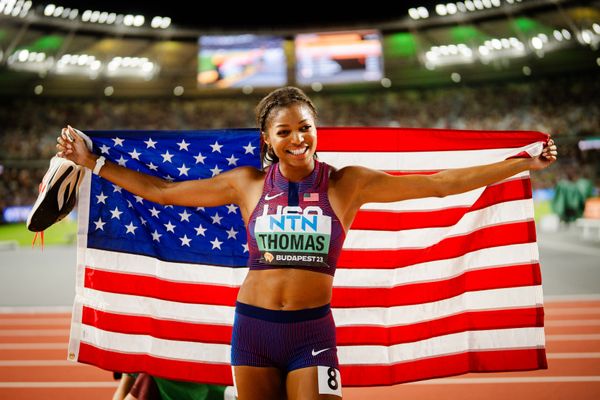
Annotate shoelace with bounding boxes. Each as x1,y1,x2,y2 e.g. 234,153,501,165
31,181,46,250
32,230,45,250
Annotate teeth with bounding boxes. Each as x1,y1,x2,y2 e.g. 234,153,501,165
289,147,307,155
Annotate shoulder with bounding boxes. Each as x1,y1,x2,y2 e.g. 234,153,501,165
329,164,377,185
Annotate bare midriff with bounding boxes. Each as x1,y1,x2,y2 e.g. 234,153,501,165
237,268,333,310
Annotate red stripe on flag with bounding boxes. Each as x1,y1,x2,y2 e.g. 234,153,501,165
332,264,542,307
340,348,548,387
351,178,532,231
336,307,545,346
338,221,537,268
317,127,548,152
77,342,233,386
81,306,232,344
84,268,240,305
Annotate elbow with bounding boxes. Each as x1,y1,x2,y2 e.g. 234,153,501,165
432,174,454,198
151,180,172,206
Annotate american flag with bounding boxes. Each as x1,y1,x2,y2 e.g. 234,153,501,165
68,128,548,386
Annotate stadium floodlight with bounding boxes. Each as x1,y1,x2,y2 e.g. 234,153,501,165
7,50,53,73
44,4,55,16
106,56,158,79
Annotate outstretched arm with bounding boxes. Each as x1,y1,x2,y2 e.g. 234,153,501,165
56,125,259,208
348,139,557,206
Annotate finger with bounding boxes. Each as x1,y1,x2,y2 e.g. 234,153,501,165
67,125,80,142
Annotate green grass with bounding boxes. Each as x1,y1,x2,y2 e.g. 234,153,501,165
0,218,78,246
534,200,552,223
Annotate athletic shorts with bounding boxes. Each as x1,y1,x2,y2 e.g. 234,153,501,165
230,301,339,372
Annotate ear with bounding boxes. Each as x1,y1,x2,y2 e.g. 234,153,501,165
261,132,270,147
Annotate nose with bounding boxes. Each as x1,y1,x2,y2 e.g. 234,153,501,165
290,131,304,145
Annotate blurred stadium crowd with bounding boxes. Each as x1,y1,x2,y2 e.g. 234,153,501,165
1,72,598,218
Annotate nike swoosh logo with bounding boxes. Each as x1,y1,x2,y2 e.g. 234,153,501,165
312,348,330,356
264,192,284,201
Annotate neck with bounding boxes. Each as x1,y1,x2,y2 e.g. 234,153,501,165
278,158,315,182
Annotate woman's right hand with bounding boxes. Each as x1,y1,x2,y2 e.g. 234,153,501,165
56,125,96,169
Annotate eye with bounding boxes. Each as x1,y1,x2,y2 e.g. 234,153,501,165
300,125,311,131
277,130,290,136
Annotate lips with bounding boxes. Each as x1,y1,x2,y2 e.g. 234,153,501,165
286,146,309,156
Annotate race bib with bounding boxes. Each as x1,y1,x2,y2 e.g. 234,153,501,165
254,205,331,268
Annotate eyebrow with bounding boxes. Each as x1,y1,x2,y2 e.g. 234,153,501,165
275,119,308,128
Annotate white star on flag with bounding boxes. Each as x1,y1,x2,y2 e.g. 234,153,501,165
179,210,191,222
151,230,162,242
210,165,223,176
210,141,223,153
243,142,256,154
149,207,160,218
112,137,124,147
128,149,141,160
177,140,190,151
161,150,174,163
194,152,206,164
96,192,108,204
226,227,238,240
110,207,123,219
194,224,207,236
99,144,111,154
144,138,157,149
177,164,190,176
210,237,223,250
112,184,122,193
242,243,249,253
211,212,223,225
116,156,128,166
125,222,137,234
226,204,238,214
179,235,192,247
134,195,144,204
147,162,158,171
94,218,105,231
164,221,176,233
226,154,239,166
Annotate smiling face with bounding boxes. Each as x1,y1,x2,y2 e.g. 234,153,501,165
263,103,317,170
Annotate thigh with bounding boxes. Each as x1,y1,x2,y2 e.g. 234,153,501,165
286,366,342,400
233,365,285,400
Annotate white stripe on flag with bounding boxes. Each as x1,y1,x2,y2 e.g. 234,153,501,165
86,248,249,286
334,242,539,287
345,199,533,249
319,143,542,170
333,286,544,327
81,324,231,364
338,327,546,365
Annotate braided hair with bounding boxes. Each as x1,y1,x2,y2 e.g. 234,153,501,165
255,86,318,168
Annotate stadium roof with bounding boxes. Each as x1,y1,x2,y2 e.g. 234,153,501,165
0,0,598,97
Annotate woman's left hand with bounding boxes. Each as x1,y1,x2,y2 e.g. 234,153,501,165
529,138,558,171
